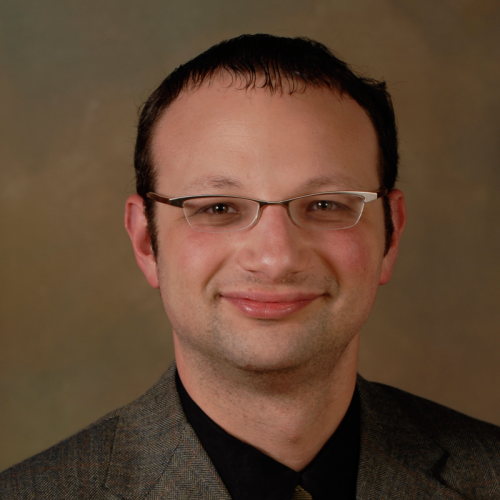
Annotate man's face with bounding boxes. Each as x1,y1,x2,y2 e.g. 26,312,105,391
143,80,401,375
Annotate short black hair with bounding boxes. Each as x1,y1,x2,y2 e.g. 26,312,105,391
134,34,399,256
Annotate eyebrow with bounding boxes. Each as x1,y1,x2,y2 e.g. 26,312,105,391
184,176,244,192
183,174,356,194
299,175,357,191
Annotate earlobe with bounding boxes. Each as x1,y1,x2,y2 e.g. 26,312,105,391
379,189,407,285
124,194,160,289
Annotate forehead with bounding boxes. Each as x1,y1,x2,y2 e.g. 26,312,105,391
151,79,379,197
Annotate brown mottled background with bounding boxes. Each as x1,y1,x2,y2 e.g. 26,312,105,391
1,0,500,471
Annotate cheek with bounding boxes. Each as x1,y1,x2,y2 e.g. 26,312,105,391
159,227,232,292
315,227,384,284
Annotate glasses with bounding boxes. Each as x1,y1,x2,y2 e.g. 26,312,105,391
147,189,388,233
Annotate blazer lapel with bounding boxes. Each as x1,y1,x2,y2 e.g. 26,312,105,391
356,376,466,500
104,363,231,500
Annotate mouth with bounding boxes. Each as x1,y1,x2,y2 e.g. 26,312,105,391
219,291,323,320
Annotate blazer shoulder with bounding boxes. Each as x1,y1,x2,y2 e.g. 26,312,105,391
369,380,500,439
0,364,180,500
360,377,500,470
0,414,119,500
357,377,500,497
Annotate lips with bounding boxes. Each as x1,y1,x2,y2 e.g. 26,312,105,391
220,291,322,320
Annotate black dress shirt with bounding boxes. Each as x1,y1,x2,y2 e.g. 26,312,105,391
176,372,360,500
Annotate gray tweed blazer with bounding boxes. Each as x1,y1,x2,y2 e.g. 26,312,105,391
1,363,499,499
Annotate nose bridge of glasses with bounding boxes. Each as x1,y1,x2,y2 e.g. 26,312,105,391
256,200,295,223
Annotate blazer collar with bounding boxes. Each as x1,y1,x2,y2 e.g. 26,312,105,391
356,375,466,499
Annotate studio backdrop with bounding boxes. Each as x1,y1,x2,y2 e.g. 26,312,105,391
1,0,499,471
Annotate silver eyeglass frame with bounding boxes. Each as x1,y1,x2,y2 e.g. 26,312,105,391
146,189,389,232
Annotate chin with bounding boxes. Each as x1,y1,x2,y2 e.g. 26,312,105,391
235,357,304,375
220,341,320,376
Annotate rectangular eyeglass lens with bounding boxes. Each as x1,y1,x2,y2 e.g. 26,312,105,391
293,193,364,228
183,197,255,230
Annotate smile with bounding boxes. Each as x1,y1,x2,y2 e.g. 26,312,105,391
220,291,323,320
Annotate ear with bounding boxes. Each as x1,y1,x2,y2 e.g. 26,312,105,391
379,189,407,285
124,194,159,289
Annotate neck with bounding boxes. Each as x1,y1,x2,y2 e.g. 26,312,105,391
174,334,359,471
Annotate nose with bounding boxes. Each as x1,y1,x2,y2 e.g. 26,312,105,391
236,204,310,282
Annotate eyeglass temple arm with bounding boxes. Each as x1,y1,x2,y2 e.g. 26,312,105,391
376,188,390,198
147,192,184,207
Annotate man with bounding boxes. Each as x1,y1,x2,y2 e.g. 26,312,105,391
1,34,499,499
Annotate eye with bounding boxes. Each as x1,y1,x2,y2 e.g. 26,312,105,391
203,203,239,215
308,200,343,211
